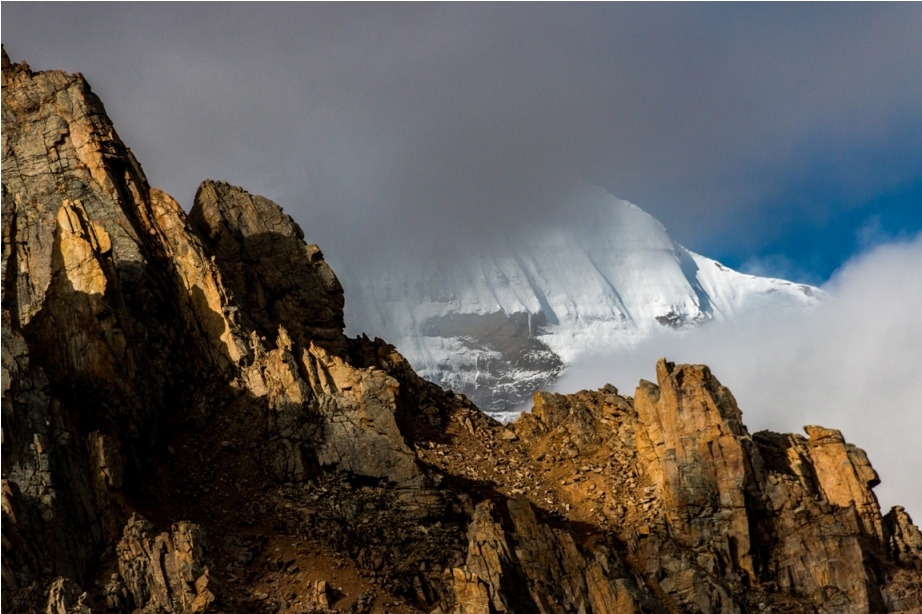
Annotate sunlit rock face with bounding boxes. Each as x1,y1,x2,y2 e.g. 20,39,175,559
2,47,440,612
343,186,823,415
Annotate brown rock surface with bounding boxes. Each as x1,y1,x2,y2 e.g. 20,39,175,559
634,360,760,589
188,180,345,354
3,48,921,614
114,514,214,614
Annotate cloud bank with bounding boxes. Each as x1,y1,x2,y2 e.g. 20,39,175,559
3,4,922,274
552,234,922,518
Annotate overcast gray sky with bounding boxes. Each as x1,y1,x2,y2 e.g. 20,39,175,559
4,3,922,275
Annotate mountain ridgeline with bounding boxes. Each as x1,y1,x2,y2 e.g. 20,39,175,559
3,48,921,614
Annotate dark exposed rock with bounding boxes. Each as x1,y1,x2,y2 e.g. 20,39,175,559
419,311,564,413
3,47,921,614
188,180,345,354
45,577,91,614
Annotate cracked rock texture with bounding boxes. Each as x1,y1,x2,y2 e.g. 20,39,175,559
3,48,921,614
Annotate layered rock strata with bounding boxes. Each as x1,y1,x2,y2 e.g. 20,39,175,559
3,48,921,614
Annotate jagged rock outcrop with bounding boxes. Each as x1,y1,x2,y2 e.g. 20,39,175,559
494,361,922,613
188,180,345,354
2,44,174,597
634,360,761,592
3,48,921,614
1,46,435,613
45,577,92,614
449,497,658,614
112,515,214,614
886,507,922,570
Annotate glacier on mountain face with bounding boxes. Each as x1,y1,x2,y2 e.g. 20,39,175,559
340,186,824,414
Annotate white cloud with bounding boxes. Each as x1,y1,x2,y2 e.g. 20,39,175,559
553,233,922,519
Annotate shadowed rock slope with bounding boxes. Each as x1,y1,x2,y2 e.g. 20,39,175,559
3,48,921,614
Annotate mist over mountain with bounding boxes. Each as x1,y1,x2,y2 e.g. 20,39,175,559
4,3,922,283
341,186,823,414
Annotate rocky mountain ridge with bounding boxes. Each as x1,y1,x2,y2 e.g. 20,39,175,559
3,48,921,614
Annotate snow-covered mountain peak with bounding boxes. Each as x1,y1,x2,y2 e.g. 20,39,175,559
341,186,824,414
